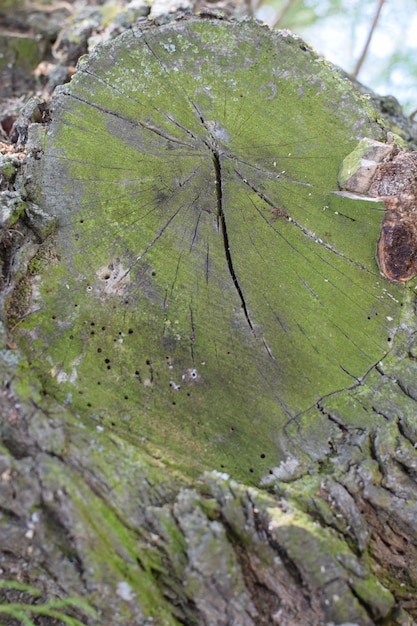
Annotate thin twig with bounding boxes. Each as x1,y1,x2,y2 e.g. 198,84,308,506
270,0,300,29
352,0,386,79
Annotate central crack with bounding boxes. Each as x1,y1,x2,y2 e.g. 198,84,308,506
212,150,255,334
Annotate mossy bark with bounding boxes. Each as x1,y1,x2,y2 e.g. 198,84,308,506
2,14,417,626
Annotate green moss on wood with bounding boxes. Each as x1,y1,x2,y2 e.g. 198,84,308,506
13,18,407,485
5,275,31,327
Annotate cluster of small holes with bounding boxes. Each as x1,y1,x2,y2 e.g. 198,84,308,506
218,450,269,478
365,310,393,343
50,183,365,484
53,303,270,480
55,313,144,410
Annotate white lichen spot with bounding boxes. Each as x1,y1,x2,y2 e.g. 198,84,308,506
181,368,201,384
261,457,300,485
52,366,78,384
116,581,135,601
212,469,230,481
96,260,131,296
382,289,399,303
163,43,176,53
206,120,230,143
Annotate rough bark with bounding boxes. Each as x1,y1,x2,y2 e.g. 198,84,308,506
2,9,417,626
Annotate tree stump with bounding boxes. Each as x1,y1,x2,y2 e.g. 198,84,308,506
2,15,417,626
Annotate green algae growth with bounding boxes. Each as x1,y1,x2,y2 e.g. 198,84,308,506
13,18,405,483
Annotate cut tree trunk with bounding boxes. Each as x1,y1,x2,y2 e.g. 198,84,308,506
1,14,417,626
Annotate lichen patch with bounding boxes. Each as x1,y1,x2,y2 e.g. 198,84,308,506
96,259,131,296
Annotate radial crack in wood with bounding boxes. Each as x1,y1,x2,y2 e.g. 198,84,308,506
11,17,406,486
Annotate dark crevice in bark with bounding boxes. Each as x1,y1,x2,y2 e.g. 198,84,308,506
0,505,21,521
233,541,284,626
392,456,417,482
149,564,200,626
190,97,257,336
396,377,417,403
396,415,417,446
245,492,310,598
36,496,86,582
219,508,315,625
212,150,255,334
371,405,391,420
316,401,350,436
347,578,392,624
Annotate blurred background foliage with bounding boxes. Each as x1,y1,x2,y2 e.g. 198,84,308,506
253,0,417,115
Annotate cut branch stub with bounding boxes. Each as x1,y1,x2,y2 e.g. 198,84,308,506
338,136,417,282
18,17,404,481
